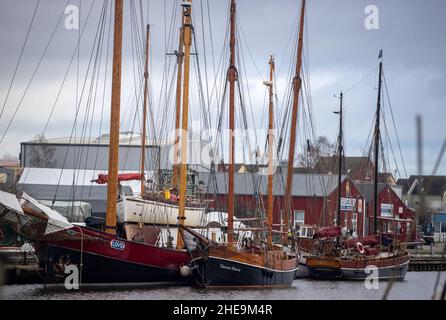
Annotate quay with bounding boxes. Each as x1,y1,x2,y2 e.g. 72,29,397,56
408,243,446,271
2,263,43,284
409,254,446,271
0,245,42,285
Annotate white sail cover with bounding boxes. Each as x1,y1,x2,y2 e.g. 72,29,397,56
38,200,92,223
0,190,23,213
0,190,32,232
20,192,72,235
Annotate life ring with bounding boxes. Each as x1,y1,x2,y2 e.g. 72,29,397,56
356,242,365,254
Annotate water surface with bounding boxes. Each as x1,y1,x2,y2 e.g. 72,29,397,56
1,272,444,300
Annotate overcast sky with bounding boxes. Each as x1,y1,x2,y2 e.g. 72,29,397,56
0,0,445,178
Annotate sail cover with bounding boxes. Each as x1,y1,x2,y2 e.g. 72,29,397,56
343,235,379,248
313,226,342,239
93,173,144,184
20,192,72,235
0,190,32,233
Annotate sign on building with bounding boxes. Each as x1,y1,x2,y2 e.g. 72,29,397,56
381,203,393,217
358,199,363,213
341,198,356,211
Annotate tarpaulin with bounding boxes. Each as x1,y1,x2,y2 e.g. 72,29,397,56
93,173,144,184
343,235,379,248
313,226,342,239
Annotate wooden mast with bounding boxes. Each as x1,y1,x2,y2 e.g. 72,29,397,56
172,14,185,188
140,24,150,196
336,92,343,226
284,0,305,242
227,0,237,244
373,59,383,234
265,55,275,248
105,0,123,235
177,0,193,249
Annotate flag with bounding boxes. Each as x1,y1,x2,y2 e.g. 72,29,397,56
378,49,383,58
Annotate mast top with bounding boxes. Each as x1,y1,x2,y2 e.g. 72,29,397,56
182,1,192,8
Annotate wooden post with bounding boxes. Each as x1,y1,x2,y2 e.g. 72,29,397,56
105,0,124,235
284,0,305,243
177,0,193,249
140,24,150,196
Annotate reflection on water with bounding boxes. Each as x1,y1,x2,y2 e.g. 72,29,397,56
1,272,445,300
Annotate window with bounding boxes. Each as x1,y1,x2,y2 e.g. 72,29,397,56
294,210,305,226
351,213,357,236
307,227,314,238
297,226,314,239
279,210,290,232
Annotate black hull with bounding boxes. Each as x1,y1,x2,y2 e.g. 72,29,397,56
340,261,409,281
38,245,190,285
194,256,297,288
307,260,409,281
307,265,344,280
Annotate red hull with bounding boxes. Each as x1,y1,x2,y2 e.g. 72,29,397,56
37,226,191,284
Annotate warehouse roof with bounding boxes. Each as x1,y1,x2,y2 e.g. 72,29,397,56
197,172,345,197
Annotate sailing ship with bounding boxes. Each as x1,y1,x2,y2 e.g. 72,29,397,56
304,54,410,281
181,0,301,288
0,0,201,285
112,1,210,240
103,2,208,233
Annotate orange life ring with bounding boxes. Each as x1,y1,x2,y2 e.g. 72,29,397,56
356,241,365,254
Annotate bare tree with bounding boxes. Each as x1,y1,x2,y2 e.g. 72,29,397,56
28,134,56,167
297,136,335,168
1,154,19,161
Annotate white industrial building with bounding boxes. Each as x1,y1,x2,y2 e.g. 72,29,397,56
17,132,211,218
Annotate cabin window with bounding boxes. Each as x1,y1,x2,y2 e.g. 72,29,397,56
294,210,305,226
307,227,314,238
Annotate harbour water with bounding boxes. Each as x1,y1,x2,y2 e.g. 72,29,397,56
1,272,445,300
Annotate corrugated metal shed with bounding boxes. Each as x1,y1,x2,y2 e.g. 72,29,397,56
18,168,139,218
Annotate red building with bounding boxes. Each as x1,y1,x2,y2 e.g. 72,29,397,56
366,185,416,242
326,177,366,237
203,173,365,237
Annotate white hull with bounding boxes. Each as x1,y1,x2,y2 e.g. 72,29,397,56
117,195,207,228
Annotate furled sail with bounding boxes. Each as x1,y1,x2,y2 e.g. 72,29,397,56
92,173,144,184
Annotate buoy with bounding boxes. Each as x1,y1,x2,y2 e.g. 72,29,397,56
180,265,191,277
356,242,365,254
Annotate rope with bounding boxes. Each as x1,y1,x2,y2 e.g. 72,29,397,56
0,0,40,121
0,0,71,146
382,71,408,178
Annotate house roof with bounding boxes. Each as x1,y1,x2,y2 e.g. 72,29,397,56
397,178,410,193
312,156,395,184
355,181,403,203
403,175,446,196
197,172,345,197
220,164,313,174
313,156,374,177
23,133,172,147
